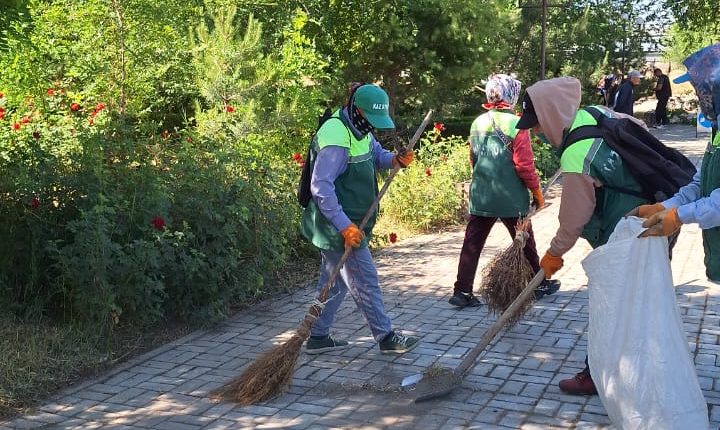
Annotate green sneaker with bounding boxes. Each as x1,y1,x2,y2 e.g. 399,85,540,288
305,335,349,355
379,331,419,355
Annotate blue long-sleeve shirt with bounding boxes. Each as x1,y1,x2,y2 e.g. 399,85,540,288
663,169,720,229
310,107,394,232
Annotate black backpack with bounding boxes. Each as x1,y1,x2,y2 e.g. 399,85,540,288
563,106,697,202
297,107,334,208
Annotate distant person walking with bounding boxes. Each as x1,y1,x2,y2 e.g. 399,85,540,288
654,68,672,128
613,70,642,116
601,74,619,107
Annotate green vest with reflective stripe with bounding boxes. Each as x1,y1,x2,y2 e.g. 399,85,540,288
701,131,720,280
560,108,650,248
468,110,531,217
300,111,377,251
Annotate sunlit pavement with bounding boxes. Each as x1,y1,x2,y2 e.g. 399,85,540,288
3,125,717,429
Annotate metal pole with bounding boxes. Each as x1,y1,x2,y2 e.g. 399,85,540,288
540,0,547,80
621,24,626,74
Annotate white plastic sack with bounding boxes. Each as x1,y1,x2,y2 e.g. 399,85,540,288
582,217,709,430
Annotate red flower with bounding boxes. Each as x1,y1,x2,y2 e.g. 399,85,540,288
389,232,397,243
0,108,4,120
225,105,235,113
21,116,30,124
433,122,445,132
425,168,432,177
0,92,4,98
291,152,305,167
70,103,80,111
47,89,55,96
11,123,20,130
30,197,40,209
151,216,165,230
95,102,106,111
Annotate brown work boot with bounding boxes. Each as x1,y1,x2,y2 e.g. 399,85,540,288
559,371,598,395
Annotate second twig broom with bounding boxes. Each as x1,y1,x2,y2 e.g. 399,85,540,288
211,110,434,405
479,169,562,324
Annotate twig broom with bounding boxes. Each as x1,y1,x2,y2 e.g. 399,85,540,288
479,168,562,323
211,110,434,405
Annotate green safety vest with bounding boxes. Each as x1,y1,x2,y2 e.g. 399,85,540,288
560,107,650,248
701,131,720,281
468,110,531,218
300,111,377,251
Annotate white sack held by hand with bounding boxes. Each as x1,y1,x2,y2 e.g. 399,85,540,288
582,217,709,430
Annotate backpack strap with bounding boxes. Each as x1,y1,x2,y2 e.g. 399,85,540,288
562,107,606,151
490,115,513,151
562,107,656,201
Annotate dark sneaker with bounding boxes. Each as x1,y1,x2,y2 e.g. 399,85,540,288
305,335,349,355
559,370,597,395
448,291,481,308
535,279,561,300
379,331,419,355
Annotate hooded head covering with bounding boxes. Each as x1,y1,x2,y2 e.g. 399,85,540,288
673,43,720,123
518,77,582,147
482,74,522,110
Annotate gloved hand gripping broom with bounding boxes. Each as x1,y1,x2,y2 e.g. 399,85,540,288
211,110,434,405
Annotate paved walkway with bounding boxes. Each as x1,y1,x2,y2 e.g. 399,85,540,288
3,125,718,429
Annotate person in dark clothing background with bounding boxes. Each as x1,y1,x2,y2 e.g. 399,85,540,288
613,70,642,115
654,68,672,128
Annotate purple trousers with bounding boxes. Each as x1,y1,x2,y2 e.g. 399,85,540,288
454,215,541,294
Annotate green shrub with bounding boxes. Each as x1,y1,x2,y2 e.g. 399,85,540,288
532,138,561,183
378,126,470,233
0,82,307,331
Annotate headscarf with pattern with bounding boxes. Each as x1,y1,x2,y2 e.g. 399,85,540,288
483,74,522,110
676,43,720,123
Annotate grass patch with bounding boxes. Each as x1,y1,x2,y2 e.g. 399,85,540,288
0,315,193,418
0,249,319,420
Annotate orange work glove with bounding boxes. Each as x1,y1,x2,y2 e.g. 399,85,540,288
540,251,564,279
531,187,545,210
340,223,364,248
639,207,682,237
625,202,666,219
392,149,415,168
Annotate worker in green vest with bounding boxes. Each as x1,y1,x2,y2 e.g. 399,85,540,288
301,83,419,355
516,77,652,395
630,43,720,281
450,73,560,309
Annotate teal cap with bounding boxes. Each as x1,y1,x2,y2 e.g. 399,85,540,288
353,85,395,130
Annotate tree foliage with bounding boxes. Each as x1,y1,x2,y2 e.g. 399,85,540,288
0,0,703,330
664,0,720,61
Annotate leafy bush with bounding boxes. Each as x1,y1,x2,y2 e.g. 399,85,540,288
531,138,561,183
374,123,560,244
378,126,470,234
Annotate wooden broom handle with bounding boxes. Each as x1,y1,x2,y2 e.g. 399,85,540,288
454,269,546,378
314,110,434,305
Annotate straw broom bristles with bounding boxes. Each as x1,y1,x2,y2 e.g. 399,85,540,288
479,217,535,326
211,310,318,405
